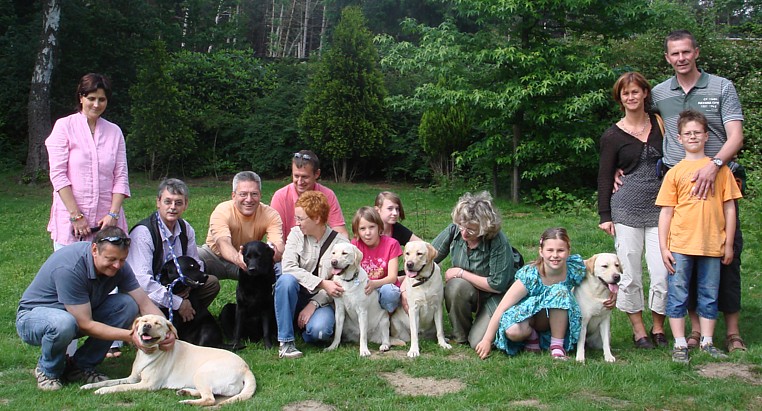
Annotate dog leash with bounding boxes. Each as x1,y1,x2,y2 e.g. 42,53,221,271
156,212,190,323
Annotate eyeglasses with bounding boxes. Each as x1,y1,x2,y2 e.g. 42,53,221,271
295,215,310,223
294,153,313,161
680,131,706,138
236,191,260,199
97,236,131,246
458,225,478,236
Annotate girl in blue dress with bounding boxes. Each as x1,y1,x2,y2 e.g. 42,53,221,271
475,228,585,360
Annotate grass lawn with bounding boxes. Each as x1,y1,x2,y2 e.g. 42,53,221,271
1,173,760,410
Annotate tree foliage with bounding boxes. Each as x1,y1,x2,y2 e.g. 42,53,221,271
299,6,389,182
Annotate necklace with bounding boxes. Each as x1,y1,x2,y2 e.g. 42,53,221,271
619,114,649,137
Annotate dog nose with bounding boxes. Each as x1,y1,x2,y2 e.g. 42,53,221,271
613,274,621,283
331,259,338,267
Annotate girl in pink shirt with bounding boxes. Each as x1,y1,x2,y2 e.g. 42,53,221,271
350,207,402,313
46,73,130,249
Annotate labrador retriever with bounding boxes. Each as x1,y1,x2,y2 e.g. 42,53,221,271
159,256,225,348
401,241,452,358
219,241,277,349
574,253,621,363
81,314,256,406
324,242,392,357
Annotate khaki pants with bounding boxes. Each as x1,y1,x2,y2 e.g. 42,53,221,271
444,278,492,348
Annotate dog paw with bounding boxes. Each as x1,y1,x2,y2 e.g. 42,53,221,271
407,349,420,358
324,344,338,352
439,342,452,350
575,356,585,363
80,383,93,390
604,355,616,363
360,349,371,357
176,389,191,396
94,387,110,395
379,344,390,352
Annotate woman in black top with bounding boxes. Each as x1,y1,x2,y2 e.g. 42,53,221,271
597,72,668,349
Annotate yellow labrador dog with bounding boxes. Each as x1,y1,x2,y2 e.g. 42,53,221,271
401,241,452,358
81,315,256,406
324,242,392,357
574,253,621,363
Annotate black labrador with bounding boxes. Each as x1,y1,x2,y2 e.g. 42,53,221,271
219,241,277,349
158,256,226,348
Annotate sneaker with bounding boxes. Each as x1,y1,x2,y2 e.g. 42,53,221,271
34,367,62,391
672,346,690,363
278,341,303,359
701,343,729,359
64,366,109,384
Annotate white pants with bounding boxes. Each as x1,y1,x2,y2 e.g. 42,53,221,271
613,224,667,315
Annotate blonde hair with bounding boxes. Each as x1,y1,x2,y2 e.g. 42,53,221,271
532,227,571,277
451,191,502,240
351,206,384,239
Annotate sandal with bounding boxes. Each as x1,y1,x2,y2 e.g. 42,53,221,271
523,337,541,354
686,331,701,350
549,345,568,361
726,334,747,353
105,347,122,359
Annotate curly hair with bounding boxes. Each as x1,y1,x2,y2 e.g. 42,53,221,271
451,191,502,240
295,191,330,224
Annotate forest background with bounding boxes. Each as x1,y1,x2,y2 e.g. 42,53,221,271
1,0,761,206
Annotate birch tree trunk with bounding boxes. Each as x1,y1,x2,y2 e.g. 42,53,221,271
24,0,60,181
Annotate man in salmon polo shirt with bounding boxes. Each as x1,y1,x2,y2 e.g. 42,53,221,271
270,150,348,239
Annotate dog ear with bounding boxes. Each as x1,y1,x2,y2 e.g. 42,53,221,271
426,242,437,262
353,244,363,267
584,254,598,274
130,316,142,336
164,317,179,338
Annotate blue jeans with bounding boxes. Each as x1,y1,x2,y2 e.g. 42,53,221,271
378,283,401,313
16,293,138,377
666,253,721,320
274,273,334,344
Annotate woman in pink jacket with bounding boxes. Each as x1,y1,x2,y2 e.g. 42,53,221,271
46,73,130,250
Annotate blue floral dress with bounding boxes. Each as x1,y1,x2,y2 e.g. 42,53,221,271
493,255,585,355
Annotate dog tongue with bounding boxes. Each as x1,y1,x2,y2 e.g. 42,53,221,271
141,334,153,341
405,269,417,278
332,267,343,276
608,283,619,294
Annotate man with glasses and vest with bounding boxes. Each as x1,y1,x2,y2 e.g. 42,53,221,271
270,150,349,239
199,171,284,280
16,227,171,391
127,178,220,327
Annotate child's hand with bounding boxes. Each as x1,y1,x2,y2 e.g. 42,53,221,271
364,280,378,296
661,249,675,274
475,339,492,359
722,245,734,265
603,291,617,309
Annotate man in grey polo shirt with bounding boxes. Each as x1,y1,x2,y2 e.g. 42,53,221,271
16,227,168,391
652,29,746,352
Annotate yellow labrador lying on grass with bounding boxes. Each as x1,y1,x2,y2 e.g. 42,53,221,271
324,243,402,357
81,315,256,406
574,253,621,363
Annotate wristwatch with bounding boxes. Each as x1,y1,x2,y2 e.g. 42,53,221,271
711,157,723,168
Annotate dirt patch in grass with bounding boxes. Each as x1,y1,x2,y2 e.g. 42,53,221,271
696,363,761,384
282,400,336,411
369,349,470,361
509,399,547,409
381,370,465,396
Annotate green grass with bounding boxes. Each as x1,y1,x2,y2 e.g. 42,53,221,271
1,172,760,410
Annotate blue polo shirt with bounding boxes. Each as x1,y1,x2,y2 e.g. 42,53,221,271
18,242,140,311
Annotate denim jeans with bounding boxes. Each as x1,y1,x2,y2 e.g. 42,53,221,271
666,253,720,320
274,273,334,344
16,293,138,377
378,283,401,313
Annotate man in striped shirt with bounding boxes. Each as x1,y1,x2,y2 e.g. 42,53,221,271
652,29,746,353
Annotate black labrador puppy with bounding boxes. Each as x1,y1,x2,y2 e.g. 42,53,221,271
158,256,226,348
219,241,277,349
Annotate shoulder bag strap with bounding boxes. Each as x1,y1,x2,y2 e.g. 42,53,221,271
312,230,338,277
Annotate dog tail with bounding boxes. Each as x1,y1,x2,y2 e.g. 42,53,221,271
218,367,256,405
389,338,407,347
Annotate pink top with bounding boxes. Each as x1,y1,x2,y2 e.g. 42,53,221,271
46,112,130,245
351,235,402,284
270,182,346,240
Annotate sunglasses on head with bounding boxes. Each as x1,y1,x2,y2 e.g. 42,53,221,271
293,152,312,161
97,236,131,247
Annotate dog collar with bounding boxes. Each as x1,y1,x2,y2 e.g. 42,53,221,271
411,274,431,287
344,270,359,283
